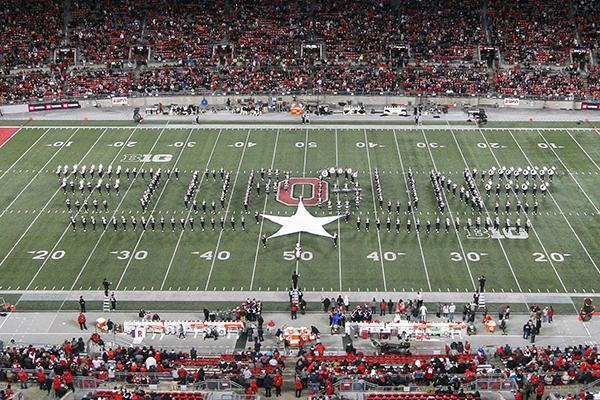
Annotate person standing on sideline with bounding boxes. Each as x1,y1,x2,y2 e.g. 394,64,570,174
102,278,111,296
478,275,486,292
379,299,387,316
291,271,300,289
110,293,117,311
79,296,86,313
78,312,87,330
290,303,298,320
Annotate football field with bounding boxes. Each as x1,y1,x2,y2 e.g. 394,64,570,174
0,124,599,297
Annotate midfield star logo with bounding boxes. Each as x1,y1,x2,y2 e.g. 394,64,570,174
261,199,342,239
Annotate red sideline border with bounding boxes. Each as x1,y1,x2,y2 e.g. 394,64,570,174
0,127,22,148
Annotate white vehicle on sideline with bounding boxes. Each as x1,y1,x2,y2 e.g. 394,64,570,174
383,105,408,116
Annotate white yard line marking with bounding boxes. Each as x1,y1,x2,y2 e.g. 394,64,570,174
160,129,223,290
509,129,600,278
39,127,163,295
536,129,600,214
0,128,51,182
22,128,138,291
363,129,388,291
249,130,280,290
447,129,522,292
0,128,80,220
294,129,309,277
204,129,252,290
392,129,432,291
565,129,600,172
115,128,195,289
478,129,569,291
334,129,343,291
421,129,476,289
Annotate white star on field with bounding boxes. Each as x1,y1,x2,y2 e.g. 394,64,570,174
261,199,342,239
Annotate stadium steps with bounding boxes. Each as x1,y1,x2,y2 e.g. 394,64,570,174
581,73,592,98
102,296,110,312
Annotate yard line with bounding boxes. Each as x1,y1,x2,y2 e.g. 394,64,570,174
0,128,51,182
115,128,195,289
565,129,600,173
294,128,309,277
160,129,223,290
363,129,387,291
508,129,600,278
0,128,80,220
204,129,252,290
477,129,570,291
32,126,165,293
392,129,432,291
446,129,522,292
334,129,343,291
249,129,280,291
420,129,476,290
22,128,139,290
537,129,600,214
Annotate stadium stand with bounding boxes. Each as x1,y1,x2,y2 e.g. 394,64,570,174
0,0,599,102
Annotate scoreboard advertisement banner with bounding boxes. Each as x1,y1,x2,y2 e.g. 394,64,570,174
28,102,81,112
581,102,600,111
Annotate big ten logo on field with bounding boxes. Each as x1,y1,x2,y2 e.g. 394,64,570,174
121,154,173,163
277,177,329,206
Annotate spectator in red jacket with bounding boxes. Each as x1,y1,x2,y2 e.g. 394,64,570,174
36,369,46,390
536,383,545,400
63,371,74,391
249,379,258,395
274,373,283,397
17,369,29,389
52,375,62,395
295,376,303,397
379,300,387,316
78,312,87,330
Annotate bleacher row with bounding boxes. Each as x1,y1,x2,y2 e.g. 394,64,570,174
1,0,600,103
91,390,205,400
3,0,599,68
366,394,478,400
3,65,600,102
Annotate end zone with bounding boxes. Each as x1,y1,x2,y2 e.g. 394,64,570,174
0,127,22,148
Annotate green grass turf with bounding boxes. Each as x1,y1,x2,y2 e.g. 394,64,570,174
0,125,599,297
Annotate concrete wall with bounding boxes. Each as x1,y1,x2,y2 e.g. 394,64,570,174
78,95,582,111
80,95,581,110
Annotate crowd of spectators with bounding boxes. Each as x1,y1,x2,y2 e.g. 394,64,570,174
144,1,225,64
397,0,484,64
294,345,483,394
2,0,600,102
495,344,600,385
494,67,585,98
69,0,144,65
0,0,64,69
488,0,575,65
0,338,286,396
588,67,600,100
574,1,600,61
